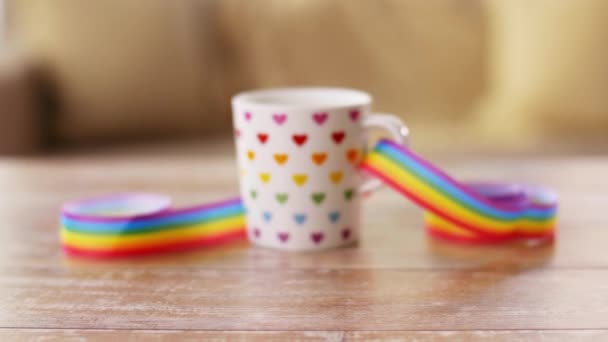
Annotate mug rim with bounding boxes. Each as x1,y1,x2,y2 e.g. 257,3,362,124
232,87,372,110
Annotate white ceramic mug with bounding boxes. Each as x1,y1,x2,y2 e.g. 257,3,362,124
232,87,408,251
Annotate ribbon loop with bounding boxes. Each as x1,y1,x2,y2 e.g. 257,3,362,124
361,139,557,244
61,194,246,258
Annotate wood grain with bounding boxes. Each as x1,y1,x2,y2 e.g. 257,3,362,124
3,266,608,330
2,329,608,342
0,140,606,339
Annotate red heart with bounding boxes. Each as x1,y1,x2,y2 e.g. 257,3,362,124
257,133,269,144
341,227,351,240
311,232,324,244
253,228,261,238
349,110,360,122
292,134,308,146
331,131,345,144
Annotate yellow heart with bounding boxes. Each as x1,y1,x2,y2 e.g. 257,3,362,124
292,174,308,186
274,153,288,165
247,150,255,161
330,171,343,184
260,173,271,184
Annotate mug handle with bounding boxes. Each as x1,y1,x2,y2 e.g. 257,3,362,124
359,113,409,195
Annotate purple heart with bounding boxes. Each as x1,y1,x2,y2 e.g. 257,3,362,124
311,232,324,244
312,112,328,125
244,112,252,121
341,228,351,240
253,227,261,238
277,232,289,243
349,110,360,122
272,113,287,125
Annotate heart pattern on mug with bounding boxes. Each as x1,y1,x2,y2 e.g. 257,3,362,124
344,188,355,201
260,173,271,184
341,227,351,240
312,112,328,125
346,149,359,163
311,232,324,244
236,109,365,249
293,174,308,186
292,134,308,147
277,232,290,243
257,133,269,144
274,153,288,165
272,113,287,125
294,213,307,225
332,131,345,144
328,211,341,224
263,211,272,222
329,171,343,184
311,192,326,205
311,152,327,166
275,193,288,204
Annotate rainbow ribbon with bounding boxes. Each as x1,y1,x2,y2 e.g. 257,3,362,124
361,139,557,244
60,139,557,258
60,194,246,258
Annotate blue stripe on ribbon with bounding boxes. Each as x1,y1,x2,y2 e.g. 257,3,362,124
376,142,554,221
62,202,245,234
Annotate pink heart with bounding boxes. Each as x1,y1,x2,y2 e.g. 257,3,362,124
311,232,324,244
349,110,360,122
253,228,261,238
312,112,328,126
244,112,252,121
272,113,287,125
277,232,289,243
341,227,351,240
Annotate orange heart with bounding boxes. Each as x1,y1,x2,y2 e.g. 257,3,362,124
292,174,308,186
247,150,255,161
346,149,359,164
311,152,327,166
274,153,288,165
329,171,343,184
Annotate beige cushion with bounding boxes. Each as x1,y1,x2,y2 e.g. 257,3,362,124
10,0,485,144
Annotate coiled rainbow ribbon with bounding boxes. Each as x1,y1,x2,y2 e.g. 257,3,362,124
60,139,557,258
360,139,557,244
61,194,246,258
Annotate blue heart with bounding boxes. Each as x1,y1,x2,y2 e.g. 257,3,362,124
329,211,340,224
293,213,307,225
263,211,272,222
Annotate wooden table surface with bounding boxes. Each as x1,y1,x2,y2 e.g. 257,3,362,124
0,140,606,341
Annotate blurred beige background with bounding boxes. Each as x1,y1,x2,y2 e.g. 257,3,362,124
1,0,607,153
